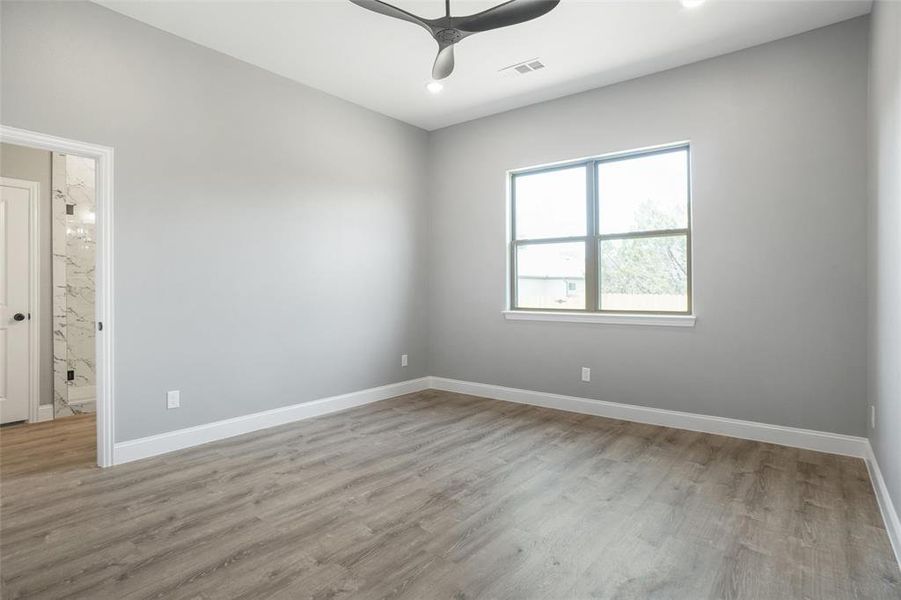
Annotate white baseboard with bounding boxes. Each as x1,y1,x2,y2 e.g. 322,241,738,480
426,377,870,458
866,443,901,570
113,377,430,465
113,374,869,462
35,404,55,422
67,399,95,407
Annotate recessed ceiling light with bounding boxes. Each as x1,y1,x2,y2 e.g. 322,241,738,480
426,81,444,94
680,0,705,8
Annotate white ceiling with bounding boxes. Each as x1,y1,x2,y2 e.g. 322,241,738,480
97,0,871,130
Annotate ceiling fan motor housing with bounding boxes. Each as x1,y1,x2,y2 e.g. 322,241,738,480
436,28,464,44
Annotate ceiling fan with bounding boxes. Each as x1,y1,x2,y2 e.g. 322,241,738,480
348,0,561,80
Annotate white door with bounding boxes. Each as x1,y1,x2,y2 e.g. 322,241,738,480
0,179,33,424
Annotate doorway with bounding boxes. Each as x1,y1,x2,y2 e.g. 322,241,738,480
1,145,98,470
0,126,114,467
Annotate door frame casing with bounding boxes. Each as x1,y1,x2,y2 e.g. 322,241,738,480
0,176,41,425
0,125,115,468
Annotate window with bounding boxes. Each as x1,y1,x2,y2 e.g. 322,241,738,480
510,145,691,315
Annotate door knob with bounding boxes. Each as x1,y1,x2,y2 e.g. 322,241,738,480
13,313,25,322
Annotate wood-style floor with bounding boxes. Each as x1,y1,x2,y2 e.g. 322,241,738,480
1,391,898,600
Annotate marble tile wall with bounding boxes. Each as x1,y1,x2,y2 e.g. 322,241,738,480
51,153,96,416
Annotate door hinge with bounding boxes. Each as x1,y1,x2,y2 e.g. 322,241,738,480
98,321,103,331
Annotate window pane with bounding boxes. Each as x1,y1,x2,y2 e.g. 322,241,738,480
598,149,688,235
600,235,688,312
514,166,586,240
516,242,585,309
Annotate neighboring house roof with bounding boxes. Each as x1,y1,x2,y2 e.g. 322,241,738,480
517,248,584,278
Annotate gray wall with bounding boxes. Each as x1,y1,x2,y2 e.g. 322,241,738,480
1,1,430,442
868,1,901,520
0,143,53,408
427,18,870,436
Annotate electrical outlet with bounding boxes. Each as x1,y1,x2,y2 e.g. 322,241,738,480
581,367,591,382
167,390,180,409
401,354,408,367
871,405,876,429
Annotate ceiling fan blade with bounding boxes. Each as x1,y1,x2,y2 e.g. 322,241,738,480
347,0,432,33
432,44,455,80
453,0,560,33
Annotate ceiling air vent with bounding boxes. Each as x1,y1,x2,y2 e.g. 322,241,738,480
499,58,546,77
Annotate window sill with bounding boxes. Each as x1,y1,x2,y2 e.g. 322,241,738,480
502,310,696,327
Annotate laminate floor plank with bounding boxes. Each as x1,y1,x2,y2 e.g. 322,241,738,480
1,390,898,599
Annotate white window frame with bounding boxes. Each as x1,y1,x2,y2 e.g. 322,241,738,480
505,143,695,327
